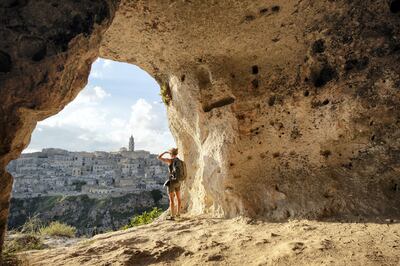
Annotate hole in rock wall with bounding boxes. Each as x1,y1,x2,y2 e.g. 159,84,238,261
312,39,325,54
259,8,269,14
251,79,259,89
6,58,176,236
271,5,280,12
203,97,235,112
390,0,400,13
311,65,337,88
251,65,259,74
0,50,12,72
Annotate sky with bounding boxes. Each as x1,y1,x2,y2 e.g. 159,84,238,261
23,58,175,154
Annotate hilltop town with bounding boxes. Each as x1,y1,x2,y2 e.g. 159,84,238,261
7,136,169,199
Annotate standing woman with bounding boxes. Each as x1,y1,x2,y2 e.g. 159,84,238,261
158,148,182,219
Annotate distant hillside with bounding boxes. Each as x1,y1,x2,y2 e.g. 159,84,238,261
8,191,168,236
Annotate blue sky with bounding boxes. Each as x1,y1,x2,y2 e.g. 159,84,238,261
24,58,175,154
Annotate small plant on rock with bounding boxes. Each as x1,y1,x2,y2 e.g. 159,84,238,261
40,221,76,238
20,215,43,234
160,82,172,106
4,234,46,253
121,207,163,229
2,232,46,265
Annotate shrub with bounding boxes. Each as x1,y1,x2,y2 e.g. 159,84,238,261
2,233,46,265
3,234,46,253
3,233,46,265
20,215,43,234
40,221,76,238
160,82,172,106
121,207,163,230
1,249,22,266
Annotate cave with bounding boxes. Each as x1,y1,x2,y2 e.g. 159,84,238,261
1,0,400,253
5,57,175,236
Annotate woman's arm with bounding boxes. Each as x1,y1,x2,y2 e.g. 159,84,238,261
158,151,172,164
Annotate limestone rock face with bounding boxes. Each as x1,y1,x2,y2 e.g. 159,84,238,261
1,0,400,252
0,0,119,251
101,0,400,218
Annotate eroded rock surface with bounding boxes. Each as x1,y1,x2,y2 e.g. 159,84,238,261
0,0,119,252
1,0,400,253
101,0,400,218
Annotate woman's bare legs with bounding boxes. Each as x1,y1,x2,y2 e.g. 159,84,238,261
175,190,182,216
168,192,176,217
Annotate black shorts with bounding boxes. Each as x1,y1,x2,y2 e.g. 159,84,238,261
167,180,181,194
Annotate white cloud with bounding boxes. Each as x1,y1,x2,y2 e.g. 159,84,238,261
22,148,40,154
102,59,113,68
78,134,90,141
73,86,110,105
129,99,157,130
124,99,175,152
30,97,174,154
24,59,175,154
89,59,114,80
91,70,103,79
94,86,110,99
39,86,110,130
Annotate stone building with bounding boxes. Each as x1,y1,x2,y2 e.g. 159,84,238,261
7,136,169,198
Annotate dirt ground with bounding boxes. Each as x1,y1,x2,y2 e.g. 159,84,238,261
21,215,400,266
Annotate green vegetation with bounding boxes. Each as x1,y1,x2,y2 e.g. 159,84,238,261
40,221,76,238
20,215,43,234
9,193,168,237
2,216,47,265
160,82,172,105
121,207,163,229
1,249,22,266
3,234,46,253
2,234,45,266
2,217,79,264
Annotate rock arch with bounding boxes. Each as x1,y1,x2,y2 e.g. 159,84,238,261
1,0,400,252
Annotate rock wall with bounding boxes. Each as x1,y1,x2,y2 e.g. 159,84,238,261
100,0,400,219
0,0,119,253
1,0,400,253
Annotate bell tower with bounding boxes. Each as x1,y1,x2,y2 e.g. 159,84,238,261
128,135,135,151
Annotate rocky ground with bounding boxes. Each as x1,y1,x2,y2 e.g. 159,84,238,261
19,215,400,265
6,233,84,249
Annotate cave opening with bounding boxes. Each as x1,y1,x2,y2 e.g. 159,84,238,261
6,58,175,237
2,1,400,263
390,0,400,13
